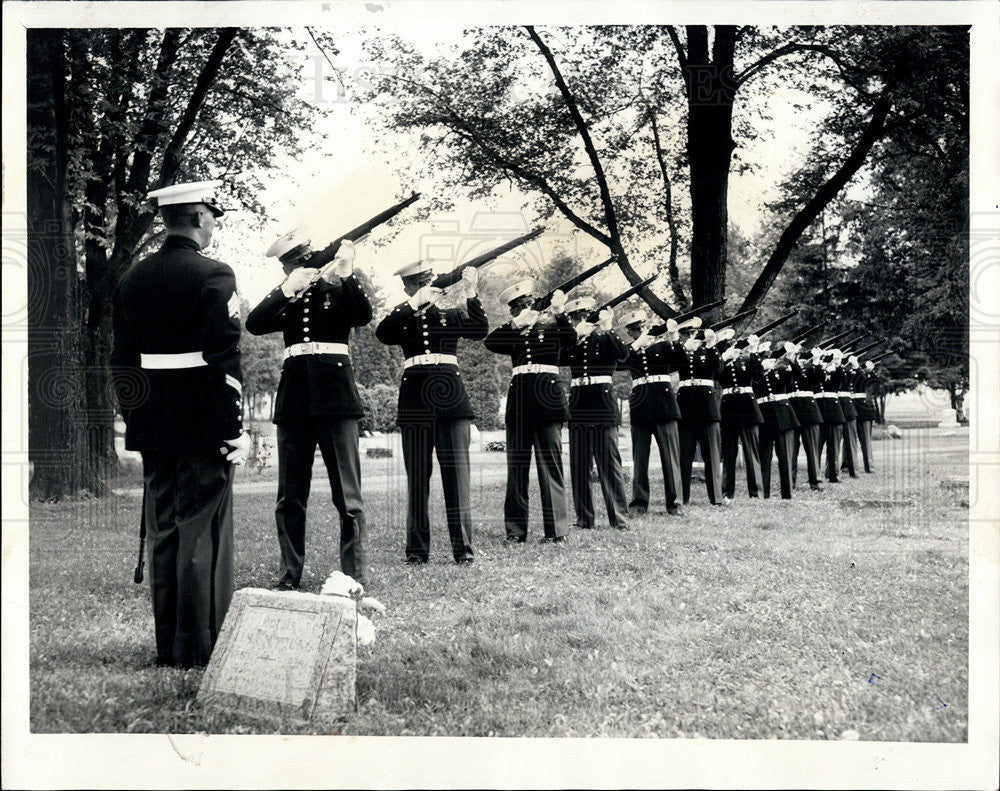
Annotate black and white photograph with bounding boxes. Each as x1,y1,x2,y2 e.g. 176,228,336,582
2,0,998,788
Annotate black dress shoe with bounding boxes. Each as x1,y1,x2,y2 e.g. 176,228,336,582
576,523,594,530
627,504,647,516
667,506,683,516
810,484,824,491
539,535,569,544
405,556,427,565
615,523,630,531
270,578,298,591
455,557,474,565
503,535,527,545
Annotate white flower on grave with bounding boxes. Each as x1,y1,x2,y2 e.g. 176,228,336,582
321,570,364,599
357,614,376,647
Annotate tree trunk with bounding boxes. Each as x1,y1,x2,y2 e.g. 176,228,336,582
27,30,86,500
683,25,737,314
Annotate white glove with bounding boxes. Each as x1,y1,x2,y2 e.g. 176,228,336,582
512,308,540,329
331,239,355,279
629,333,652,351
598,308,614,332
281,267,318,298
683,336,701,351
703,329,718,348
575,320,595,340
460,266,479,299
549,289,567,315
865,360,875,371
409,285,443,310
762,358,777,371
848,355,859,368
220,432,252,465
721,346,740,362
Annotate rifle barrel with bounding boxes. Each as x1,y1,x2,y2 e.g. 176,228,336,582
533,256,615,311
432,227,544,289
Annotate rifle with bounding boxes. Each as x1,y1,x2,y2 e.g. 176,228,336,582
431,227,544,290
816,328,856,349
134,485,147,584
584,275,659,322
734,309,798,348
789,320,829,345
709,308,758,332
532,256,615,311
865,350,896,364
839,334,870,353
850,339,886,358
647,298,728,337
277,192,421,314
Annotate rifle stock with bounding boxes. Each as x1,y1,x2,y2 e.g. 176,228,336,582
432,227,544,289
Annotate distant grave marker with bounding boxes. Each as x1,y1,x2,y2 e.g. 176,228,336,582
198,588,357,726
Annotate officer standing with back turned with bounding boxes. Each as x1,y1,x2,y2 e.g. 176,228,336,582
112,180,249,668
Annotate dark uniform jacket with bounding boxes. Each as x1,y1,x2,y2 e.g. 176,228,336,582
111,235,243,452
245,275,372,422
560,330,627,425
376,297,489,424
787,359,824,427
852,369,880,421
814,365,847,424
752,361,800,432
484,315,575,424
675,343,721,424
622,339,682,423
718,353,763,430
834,363,859,420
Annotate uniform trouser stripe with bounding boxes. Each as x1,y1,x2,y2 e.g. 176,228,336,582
760,425,794,499
721,424,762,499
857,418,874,472
401,419,474,561
569,424,629,528
630,420,682,510
679,421,723,505
504,421,567,539
275,419,368,585
792,424,822,487
142,449,234,668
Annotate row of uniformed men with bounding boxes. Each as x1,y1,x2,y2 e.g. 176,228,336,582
111,181,880,667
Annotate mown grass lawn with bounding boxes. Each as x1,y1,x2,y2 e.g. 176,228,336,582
29,429,969,740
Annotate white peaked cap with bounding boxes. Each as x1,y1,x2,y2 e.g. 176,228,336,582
148,180,225,216
618,309,646,327
564,296,596,313
266,227,311,259
783,341,801,355
393,260,435,278
677,317,702,332
499,279,535,305
714,327,735,343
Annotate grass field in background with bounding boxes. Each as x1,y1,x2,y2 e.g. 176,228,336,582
29,428,969,739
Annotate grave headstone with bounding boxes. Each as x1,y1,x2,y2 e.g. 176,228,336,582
198,588,357,726
938,407,959,428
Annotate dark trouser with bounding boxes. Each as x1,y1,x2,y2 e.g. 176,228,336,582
721,424,762,499
818,422,844,482
401,419,474,561
760,425,794,499
568,423,628,528
630,420,682,511
275,419,367,586
841,420,860,477
680,421,723,505
792,424,822,488
505,420,567,540
857,418,874,472
141,449,234,668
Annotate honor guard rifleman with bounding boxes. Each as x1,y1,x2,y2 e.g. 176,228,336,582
785,342,825,491
561,296,630,530
246,231,372,590
376,261,488,564
752,345,800,499
484,280,575,543
835,352,862,479
618,309,683,516
111,180,249,668
676,322,725,505
852,358,879,473
814,348,849,483
718,331,764,500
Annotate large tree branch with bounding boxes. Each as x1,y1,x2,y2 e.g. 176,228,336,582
648,108,687,309
739,92,893,313
158,28,238,188
665,26,688,97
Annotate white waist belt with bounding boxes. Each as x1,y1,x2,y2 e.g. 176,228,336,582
140,352,206,369
283,342,350,361
512,364,559,376
756,393,788,404
853,394,868,399
403,353,458,369
633,374,673,387
722,386,754,396
838,391,853,397
678,378,715,388
571,375,613,387
814,393,838,399
789,390,815,398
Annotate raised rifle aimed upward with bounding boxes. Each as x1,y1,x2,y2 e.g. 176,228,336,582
647,298,728,337
531,256,616,312
789,320,829,346
816,328,857,349
709,308,758,332
851,338,888,358
583,274,659,322
734,309,798,348
431,228,544,290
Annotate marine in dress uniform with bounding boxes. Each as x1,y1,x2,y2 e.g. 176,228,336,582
718,332,764,500
245,232,372,589
619,310,684,516
852,359,879,473
376,262,488,564
676,324,725,505
111,180,249,668
813,348,848,483
836,353,861,478
562,297,630,530
484,280,575,543
751,348,800,500
785,342,825,491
